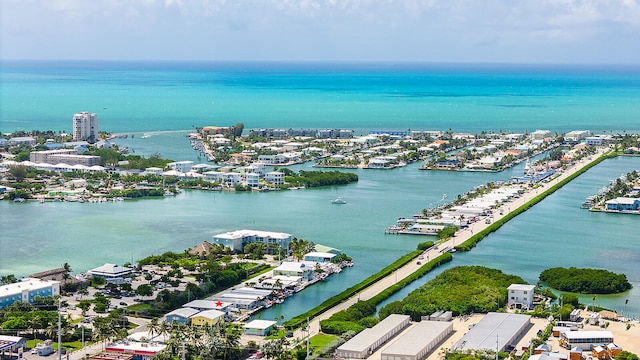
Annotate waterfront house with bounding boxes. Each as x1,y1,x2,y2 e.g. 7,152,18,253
265,171,285,185
164,307,200,325
167,161,194,173
507,284,535,310
243,320,277,336
245,173,260,188
273,261,315,280
0,279,60,310
605,197,640,211
190,309,225,327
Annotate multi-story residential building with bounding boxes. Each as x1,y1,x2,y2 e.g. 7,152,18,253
30,149,101,166
211,229,293,252
72,112,99,143
0,278,60,310
265,171,284,184
507,284,535,310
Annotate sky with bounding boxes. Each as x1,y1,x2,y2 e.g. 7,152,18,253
1,0,639,64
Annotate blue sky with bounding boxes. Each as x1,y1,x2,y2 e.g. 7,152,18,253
1,0,639,64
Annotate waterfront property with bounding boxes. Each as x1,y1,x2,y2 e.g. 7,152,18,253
303,252,337,263
87,263,135,284
0,278,60,310
604,197,640,211
211,229,292,252
453,312,532,352
507,284,535,310
335,314,411,359
380,320,453,360
72,112,99,143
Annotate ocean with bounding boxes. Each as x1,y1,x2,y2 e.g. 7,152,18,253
1,61,639,318
2,61,640,135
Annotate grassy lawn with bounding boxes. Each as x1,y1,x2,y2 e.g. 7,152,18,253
27,339,94,352
309,333,337,353
127,303,152,312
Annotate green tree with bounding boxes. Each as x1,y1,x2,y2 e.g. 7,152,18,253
8,165,28,182
136,284,154,299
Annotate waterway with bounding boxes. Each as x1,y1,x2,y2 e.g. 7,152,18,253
2,146,639,318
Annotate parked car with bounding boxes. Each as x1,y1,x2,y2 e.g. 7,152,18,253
119,301,127,306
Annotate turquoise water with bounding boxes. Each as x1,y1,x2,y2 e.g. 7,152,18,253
2,61,640,134
1,61,640,318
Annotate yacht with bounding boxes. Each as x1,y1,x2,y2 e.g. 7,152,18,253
331,197,347,204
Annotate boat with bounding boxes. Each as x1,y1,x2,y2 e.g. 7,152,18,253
331,197,347,204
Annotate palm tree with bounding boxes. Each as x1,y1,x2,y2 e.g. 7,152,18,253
28,314,42,342
147,317,162,341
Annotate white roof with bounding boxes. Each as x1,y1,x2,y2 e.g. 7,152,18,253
562,330,614,340
382,321,452,357
192,309,225,320
0,278,58,297
338,314,410,353
212,229,292,240
275,262,309,272
88,263,134,276
508,284,535,291
244,319,277,330
304,252,337,259
165,307,200,319
183,299,230,310
606,197,638,205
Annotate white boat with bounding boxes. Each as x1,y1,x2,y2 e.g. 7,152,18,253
331,197,347,204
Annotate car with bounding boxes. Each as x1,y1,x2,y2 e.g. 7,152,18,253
286,332,294,338
418,255,424,260
31,349,38,354
416,261,421,265
119,301,128,306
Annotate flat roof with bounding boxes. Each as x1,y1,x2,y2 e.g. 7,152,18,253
244,320,277,330
338,314,410,353
562,330,614,340
0,278,58,296
212,229,292,240
454,312,531,351
508,284,535,291
382,321,452,357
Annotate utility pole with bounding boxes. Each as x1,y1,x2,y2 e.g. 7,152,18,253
57,300,62,360
306,318,310,360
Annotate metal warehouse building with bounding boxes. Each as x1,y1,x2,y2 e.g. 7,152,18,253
381,320,453,360
453,312,532,352
336,314,411,359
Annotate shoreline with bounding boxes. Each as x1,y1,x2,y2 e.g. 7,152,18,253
290,147,612,340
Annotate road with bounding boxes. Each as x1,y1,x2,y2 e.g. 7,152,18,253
288,148,609,343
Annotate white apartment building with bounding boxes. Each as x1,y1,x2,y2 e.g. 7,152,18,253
211,229,293,252
72,112,99,143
